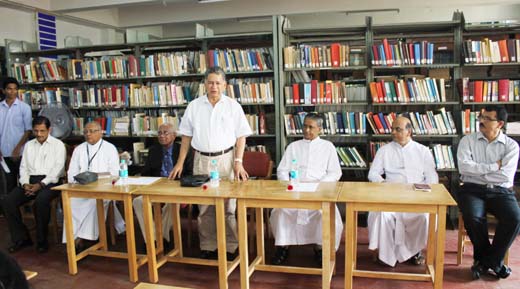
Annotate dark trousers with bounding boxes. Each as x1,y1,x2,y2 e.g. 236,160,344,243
1,176,59,246
0,157,21,215
458,183,520,271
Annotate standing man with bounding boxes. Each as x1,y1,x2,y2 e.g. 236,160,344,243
367,116,438,267
65,121,125,249
169,66,252,260
2,116,66,253
133,122,193,243
458,105,520,280
270,113,343,266
0,77,32,214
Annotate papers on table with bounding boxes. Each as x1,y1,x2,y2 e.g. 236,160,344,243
287,182,319,192
115,177,161,186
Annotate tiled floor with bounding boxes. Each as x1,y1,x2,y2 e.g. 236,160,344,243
1,215,519,289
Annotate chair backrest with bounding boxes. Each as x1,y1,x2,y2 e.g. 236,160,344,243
243,151,273,179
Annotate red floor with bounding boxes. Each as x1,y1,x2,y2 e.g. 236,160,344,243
1,216,519,289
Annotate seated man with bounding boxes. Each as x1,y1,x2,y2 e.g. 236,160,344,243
2,116,66,253
367,116,438,267
270,113,343,266
457,105,520,280
133,123,193,244
64,121,125,249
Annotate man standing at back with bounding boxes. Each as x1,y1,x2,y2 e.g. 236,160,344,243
0,77,32,214
65,121,125,249
367,116,438,267
169,66,252,260
133,122,193,244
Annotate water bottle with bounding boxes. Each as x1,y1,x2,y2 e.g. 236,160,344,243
119,159,129,186
289,159,299,186
209,159,220,188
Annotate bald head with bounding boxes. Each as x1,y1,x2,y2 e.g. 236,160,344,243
391,116,412,146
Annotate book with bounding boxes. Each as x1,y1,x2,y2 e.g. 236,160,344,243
413,183,432,192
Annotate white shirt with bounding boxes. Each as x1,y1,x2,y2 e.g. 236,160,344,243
19,135,66,186
67,139,119,183
458,131,519,188
277,137,342,182
178,94,252,152
368,140,438,184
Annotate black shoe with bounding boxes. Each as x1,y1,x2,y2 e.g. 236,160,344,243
314,247,323,267
493,265,512,279
36,242,49,253
408,252,425,266
200,250,218,260
75,239,87,254
226,250,238,261
471,261,489,280
271,246,289,265
8,239,33,253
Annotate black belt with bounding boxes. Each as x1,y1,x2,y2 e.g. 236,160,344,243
462,182,512,193
196,146,233,157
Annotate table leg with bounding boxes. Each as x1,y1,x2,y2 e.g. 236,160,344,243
344,204,355,289
426,212,436,267
215,199,228,289
329,202,336,275
322,202,331,289
255,207,265,264
434,206,447,289
124,195,138,282
353,211,357,270
62,191,77,275
143,196,158,283
96,199,108,250
172,203,183,257
238,199,250,289
153,203,163,255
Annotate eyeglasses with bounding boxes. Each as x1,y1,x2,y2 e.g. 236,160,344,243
391,127,406,133
158,131,172,136
83,129,100,135
478,115,498,122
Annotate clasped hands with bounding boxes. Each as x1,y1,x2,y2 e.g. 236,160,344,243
22,183,42,196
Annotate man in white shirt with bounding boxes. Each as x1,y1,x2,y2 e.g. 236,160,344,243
2,116,66,253
367,116,438,267
270,113,343,266
170,66,252,260
65,121,125,250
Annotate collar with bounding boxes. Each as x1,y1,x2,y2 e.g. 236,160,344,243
302,136,321,144
162,144,173,154
391,139,413,149
87,138,103,149
203,94,227,105
1,98,20,107
36,135,53,146
477,131,506,144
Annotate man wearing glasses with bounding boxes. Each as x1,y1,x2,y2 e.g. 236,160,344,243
367,116,438,267
458,105,520,280
132,122,193,245
65,121,125,251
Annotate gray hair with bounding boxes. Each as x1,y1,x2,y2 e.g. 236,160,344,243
85,121,102,130
304,113,323,128
204,66,226,82
159,122,176,134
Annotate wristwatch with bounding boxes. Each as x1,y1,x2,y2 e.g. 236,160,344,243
234,158,243,163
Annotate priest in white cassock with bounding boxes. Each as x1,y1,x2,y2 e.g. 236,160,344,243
367,116,438,267
270,113,343,266
64,121,125,249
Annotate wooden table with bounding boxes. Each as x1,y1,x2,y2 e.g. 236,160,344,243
53,179,150,282
233,180,341,289
136,179,239,289
339,182,456,289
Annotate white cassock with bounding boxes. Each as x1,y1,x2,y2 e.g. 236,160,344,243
63,139,126,242
367,140,438,266
270,137,343,250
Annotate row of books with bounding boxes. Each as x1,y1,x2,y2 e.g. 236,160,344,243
284,111,367,136
245,112,269,135
226,78,274,104
369,77,446,103
430,144,456,169
366,108,457,135
371,39,435,66
461,109,480,134
245,145,268,153
336,146,367,168
12,48,274,84
462,38,520,64
460,78,520,102
283,43,356,69
284,81,366,105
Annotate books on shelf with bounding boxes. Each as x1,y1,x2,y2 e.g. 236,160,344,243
370,76,446,103
284,80,366,105
12,59,67,83
430,144,456,169
463,38,520,64
226,78,274,104
461,109,481,134
366,108,456,135
245,145,267,153
506,122,520,135
336,146,367,168
18,87,70,109
245,112,269,135
207,47,273,72
460,77,520,102
132,112,180,137
283,43,352,69
369,141,389,161
284,111,367,136
371,39,435,66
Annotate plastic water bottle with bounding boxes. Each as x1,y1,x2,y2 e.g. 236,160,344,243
209,159,220,188
289,159,299,186
119,159,129,186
